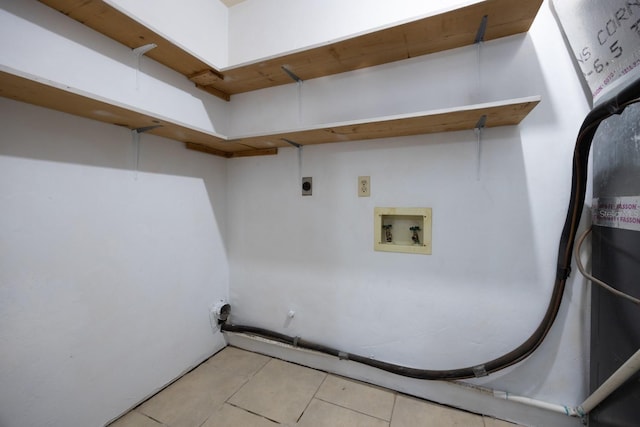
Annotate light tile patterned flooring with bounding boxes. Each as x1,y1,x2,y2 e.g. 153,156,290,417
110,347,522,427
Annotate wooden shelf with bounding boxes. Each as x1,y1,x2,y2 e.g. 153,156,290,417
37,0,231,101
5,1,543,158
224,96,541,150
39,0,543,100
0,69,273,158
0,68,540,158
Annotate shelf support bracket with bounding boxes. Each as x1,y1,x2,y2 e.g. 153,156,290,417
472,15,488,104
282,138,305,184
132,43,158,56
133,43,158,89
281,66,303,83
474,115,487,181
282,66,305,125
131,125,162,178
282,138,302,148
474,15,488,43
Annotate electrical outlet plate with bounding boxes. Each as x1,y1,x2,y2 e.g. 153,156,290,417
358,176,370,197
302,177,312,196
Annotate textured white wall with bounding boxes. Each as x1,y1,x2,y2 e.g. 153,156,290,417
228,0,467,66
0,98,229,427
0,0,596,425
109,0,229,67
0,0,229,135
225,1,591,426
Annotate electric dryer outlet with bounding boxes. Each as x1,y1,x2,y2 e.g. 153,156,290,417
302,177,312,196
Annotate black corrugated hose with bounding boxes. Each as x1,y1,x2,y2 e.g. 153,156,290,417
222,77,640,380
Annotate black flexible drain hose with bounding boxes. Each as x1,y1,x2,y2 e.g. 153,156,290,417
222,78,640,380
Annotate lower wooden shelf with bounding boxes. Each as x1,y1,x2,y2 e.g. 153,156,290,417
0,68,262,157
230,96,540,150
0,68,540,158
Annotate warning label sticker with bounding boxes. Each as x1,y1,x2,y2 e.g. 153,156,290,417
593,196,640,232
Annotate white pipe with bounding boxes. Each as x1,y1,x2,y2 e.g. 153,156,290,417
492,390,579,417
451,380,579,417
495,348,640,418
577,348,640,416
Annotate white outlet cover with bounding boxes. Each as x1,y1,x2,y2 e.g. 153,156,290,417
358,176,370,197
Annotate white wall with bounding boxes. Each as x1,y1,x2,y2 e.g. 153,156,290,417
0,98,229,426
226,1,591,426
228,0,465,66
0,2,232,425
109,0,229,67
0,0,596,426
0,0,229,136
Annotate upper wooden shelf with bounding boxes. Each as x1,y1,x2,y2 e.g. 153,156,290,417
0,68,540,158
39,0,543,101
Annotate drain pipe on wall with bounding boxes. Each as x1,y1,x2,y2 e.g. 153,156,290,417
489,347,640,419
576,348,640,416
451,381,580,417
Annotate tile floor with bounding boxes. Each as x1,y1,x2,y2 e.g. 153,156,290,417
110,347,523,427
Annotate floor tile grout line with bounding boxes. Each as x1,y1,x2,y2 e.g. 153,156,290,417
224,354,274,405
313,396,394,423
223,355,327,425
196,413,210,427
312,373,330,400
135,410,166,426
136,349,274,427
195,402,230,427
393,389,490,422
389,393,399,426
225,401,282,425
295,372,329,423
314,373,397,420
189,351,275,427
110,346,230,426
323,372,401,395
133,410,166,426
114,348,519,427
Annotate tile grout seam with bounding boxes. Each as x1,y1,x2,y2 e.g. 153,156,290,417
313,396,394,423
295,372,329,423
224,354,273,404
